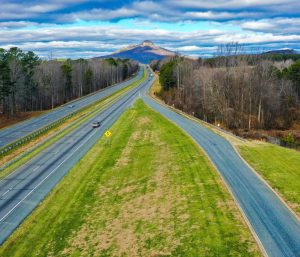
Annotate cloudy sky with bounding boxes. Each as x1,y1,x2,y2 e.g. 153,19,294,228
1,0,300,58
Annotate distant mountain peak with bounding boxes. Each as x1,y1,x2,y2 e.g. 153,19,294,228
99,40,176,64
140,40,155,47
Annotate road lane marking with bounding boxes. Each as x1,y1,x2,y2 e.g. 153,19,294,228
0,129,98,223
33,166,40,171
1,190,10,198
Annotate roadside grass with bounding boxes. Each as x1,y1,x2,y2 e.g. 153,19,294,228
239,142,300,216
0,70,146,178
0,100,261,257
149,73,162,97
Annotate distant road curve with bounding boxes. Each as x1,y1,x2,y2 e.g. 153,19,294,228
0,69,143,149
143,95,300,257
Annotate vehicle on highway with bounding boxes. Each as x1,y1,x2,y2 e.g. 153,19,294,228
92,121,101,128
68,104,75,108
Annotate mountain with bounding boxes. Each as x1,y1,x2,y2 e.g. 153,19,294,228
263,48,299,55
100,40,176,64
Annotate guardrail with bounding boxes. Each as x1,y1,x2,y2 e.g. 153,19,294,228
0,112,78,158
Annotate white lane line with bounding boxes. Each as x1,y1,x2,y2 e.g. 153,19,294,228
33,166,40,171
0,129,98,223
1,190,10,198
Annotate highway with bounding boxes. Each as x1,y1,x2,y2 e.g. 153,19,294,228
143,95,300,257
0,69,143,149
1,66,299,257
0,67,152,245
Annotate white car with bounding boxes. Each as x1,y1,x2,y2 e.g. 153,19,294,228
92,121,101,128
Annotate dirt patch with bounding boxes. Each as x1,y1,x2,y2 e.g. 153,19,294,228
137,116,151,126
115,130,141,168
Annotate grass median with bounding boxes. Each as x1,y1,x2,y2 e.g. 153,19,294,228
0,100,261,257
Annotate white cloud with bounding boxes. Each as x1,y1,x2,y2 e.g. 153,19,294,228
165,0,299,10
59,8,139,22
0,1,300,58
0,2,64,19
239,18,300,34
1,23,299,58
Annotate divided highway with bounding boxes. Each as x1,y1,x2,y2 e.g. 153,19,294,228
143,95,300,257
1,66,299,257
0,69,143,149
0,67,153,245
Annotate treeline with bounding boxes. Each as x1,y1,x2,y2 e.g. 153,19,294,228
151,46,300,130
0,47,138,116
201,54,300,68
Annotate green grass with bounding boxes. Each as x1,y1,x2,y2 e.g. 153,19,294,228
239,143,300,215
0,100,261,257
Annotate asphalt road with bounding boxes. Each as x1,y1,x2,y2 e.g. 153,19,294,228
0,67,153,245
0,69,143,149
142,95,300,257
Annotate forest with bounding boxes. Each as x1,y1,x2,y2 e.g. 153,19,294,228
151,44,300,133
0,47,138,116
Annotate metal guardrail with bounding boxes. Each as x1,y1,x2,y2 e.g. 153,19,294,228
0,112,76,158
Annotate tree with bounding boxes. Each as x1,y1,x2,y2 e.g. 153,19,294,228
159,60,176,90
0,48,138,116
61,60,73,102
6,47,25,115
0,49,10,114
21,51,40,110
286,60,300,96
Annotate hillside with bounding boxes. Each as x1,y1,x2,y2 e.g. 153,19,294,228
100,40,176,64
263,48,299,55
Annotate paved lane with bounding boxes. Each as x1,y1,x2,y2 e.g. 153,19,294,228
0,68,151,245
143,96,300,257
0,69,143,149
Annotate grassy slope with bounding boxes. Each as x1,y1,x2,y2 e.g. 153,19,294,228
0,100,261,257
239,142,300,215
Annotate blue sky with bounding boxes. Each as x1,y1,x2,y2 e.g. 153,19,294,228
1,0,300,58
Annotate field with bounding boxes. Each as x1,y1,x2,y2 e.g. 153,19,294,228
239,142,300,215
0,100,261,257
